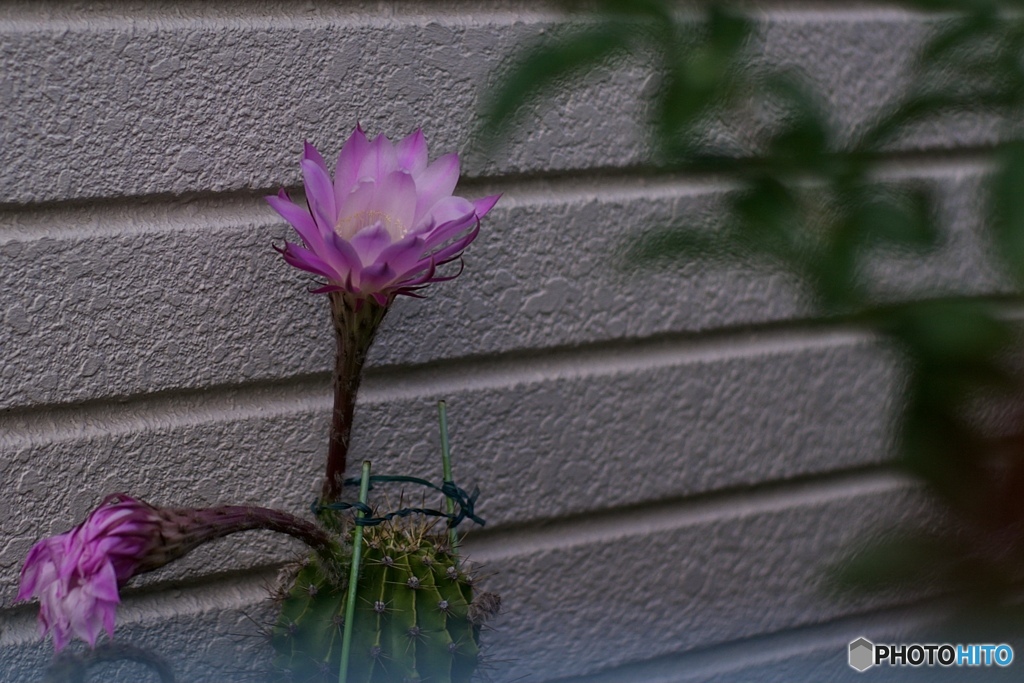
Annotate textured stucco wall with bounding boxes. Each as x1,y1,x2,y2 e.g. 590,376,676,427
0,1,1006,681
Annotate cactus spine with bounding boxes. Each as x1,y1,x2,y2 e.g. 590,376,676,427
273,406,496,682
271,517,496,683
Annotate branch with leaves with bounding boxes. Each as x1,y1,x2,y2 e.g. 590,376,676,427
482,0,1024,609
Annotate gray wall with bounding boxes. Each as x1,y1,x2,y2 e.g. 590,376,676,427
0,2,1006,681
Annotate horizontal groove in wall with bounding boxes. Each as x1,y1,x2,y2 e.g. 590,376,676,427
7,285,1024,441
0,2,939,31
0,170,710,241
1,142,1014,413
0,566,281,647
0,2,561,29
0,314,909,565
0,150,997,238
363,323,875,401
0,467,912,646
0,148,999,218
462,467,910,561
544,594,958,683
0,150,1001,222
0,192,275,241
0,320,877,446
1,473,937,683
0,6,1005,205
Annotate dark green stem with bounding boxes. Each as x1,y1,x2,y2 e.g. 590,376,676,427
323,293,388,505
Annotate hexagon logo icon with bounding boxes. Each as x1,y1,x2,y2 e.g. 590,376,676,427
849,637,875,672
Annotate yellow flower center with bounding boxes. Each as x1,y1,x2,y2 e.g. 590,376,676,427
335,210,407,241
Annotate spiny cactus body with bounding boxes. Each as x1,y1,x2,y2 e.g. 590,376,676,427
271,519,497,683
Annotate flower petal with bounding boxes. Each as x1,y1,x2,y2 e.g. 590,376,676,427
334,179,377,240
350,222,393,263
396,129,428,174
303,141,330,176
50,619,71,652
301,159,338,229
375,234,426,279
418,208,478,255
413,153,460,220
88,562,120,603
266,190,326,252
363,133,397,179
275,242,340,280
421,220,480,267
474,194,501,218
425,196,475,229
67,589,102,647
374,171,418,238
360,261,398,291
398,257,439,288
309,283,348,294
335,125,371,205
18,540,59,602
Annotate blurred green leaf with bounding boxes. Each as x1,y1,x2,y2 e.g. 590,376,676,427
810,227,862,309
879,301,1012,503
762,75,831,172
899,0,992,10
859,93,948,150
481,0,1024,604
706,5,750,52
899,388,984,503
831,534,953,592
628,226,735,265
883,300,1012,364
921,12,997,65
850,186,938,250
564,0,674,23
730,175,805,261
478,24,633,143
991,142,1024,284
861,10,1023,150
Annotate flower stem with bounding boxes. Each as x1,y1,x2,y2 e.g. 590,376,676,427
340,460,372,683
323,294,388,505
145,505,341,572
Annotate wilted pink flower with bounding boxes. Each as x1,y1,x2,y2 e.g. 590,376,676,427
18,495,338,652
268,126,500,305
16,495,162,651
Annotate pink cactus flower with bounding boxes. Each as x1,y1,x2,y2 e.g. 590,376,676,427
16,495,162,651
18,495,337,652
268,126,500,305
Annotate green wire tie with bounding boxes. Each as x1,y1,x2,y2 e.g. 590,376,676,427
312,476,485,529
313,401,484,534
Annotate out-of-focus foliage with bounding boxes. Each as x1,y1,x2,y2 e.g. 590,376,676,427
481,0,1024,611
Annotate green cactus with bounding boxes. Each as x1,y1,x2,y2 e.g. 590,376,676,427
271,517,499,683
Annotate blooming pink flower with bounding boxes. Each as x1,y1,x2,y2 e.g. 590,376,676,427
268,126,500,305
16,494,162,651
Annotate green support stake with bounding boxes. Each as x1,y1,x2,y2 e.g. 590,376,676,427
437,401,459,556
339,460,372,683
